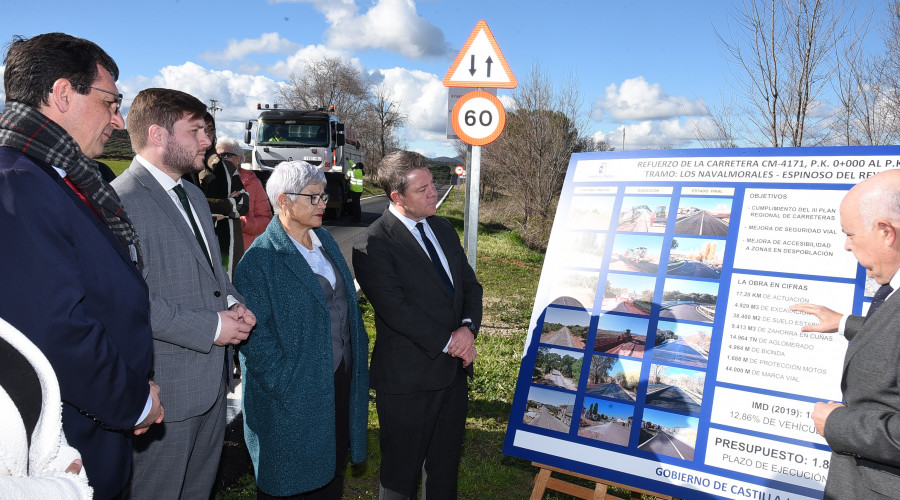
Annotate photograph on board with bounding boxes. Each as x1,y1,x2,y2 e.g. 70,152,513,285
652,320,712,369
673,196,732,236
577,397,635,447
617,196,670,233
523,385,577,434
601,273,656,316
637,408,699,461
546,231,607,270
584,354,641,402
567,196,616,231
593,313,649,359
608,233,664,274
667,237,726,279
540,306,590,349
658,278,719,323
532,346,584,391
644,364,706,414
549,269,600,309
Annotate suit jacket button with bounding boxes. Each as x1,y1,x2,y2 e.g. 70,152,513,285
214,291,222,297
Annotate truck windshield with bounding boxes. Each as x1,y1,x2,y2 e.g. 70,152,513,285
258,121,330,146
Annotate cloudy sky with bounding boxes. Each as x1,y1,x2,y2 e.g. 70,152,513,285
0,0,887,157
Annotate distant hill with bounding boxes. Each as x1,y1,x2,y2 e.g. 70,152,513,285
431,156,462,164
101,128,134,159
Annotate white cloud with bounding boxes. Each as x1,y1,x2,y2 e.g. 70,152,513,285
119,62,286,142
288,0,449,58
201,33,300,64
596,119,700,149
593,77,707,122
267,44,361,79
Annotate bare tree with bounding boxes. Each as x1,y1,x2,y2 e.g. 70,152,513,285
357,84,407,181
692,91,741,148
481,65,592,250
718,0,859,146
277,55,371,128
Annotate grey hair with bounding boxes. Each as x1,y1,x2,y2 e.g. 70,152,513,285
265,160,326,213
859,186,900,229
216,136,244,155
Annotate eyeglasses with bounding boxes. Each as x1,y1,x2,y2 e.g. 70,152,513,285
74,83,123,115
219,152,240,160
286,193,329,205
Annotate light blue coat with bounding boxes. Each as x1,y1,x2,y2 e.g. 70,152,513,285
234,218,369,496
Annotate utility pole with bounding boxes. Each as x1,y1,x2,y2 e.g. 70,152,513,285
208,99,223,118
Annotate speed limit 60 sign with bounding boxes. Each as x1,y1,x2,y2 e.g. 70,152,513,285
451,90,506,146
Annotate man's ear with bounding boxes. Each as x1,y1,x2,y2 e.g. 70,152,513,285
148,124,166,148
878,220,897,247
48,78,74,113
389,191,402,204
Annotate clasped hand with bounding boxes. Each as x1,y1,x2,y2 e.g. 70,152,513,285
448,327,477,367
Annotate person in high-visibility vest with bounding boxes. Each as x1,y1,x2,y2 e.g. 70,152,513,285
346,160,364,222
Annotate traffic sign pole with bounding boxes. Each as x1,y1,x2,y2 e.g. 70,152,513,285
444,20,515,270
466,145,481,271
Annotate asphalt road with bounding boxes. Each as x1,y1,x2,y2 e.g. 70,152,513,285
528,406,570,432
540,326,585,348
653,339,708,368
585,382,635,401
645,385,702,413
323,183,451,278
579,421,630,446
638,431,695,460
667,260,721,278
674,211,729,236
659,302,713,322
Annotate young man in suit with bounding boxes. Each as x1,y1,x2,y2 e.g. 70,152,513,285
0,33,161,499
112,88,256,499
353,151,482,500
793,168,900,499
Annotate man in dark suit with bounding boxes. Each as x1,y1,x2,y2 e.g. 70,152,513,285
353,151,482,499
112,88,256,499
793,168,900,499
0,33,162,498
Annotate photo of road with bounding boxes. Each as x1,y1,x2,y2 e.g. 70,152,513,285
601,273,656,316
540,306,590,349
673,196,732,236
523,386,576,434
667,237,725,279
546,231,607,270
658,278,719,323
532,346,583,391
567,195,616,231
594,314,649,359
608,234,663,273
638,408,699,461
645,364,705,414
578,397,634,446
653,339,709,369
617,196,670,233
550,270,599,309
585,355,641,402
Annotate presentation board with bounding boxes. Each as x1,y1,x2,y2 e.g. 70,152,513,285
502,146,900,500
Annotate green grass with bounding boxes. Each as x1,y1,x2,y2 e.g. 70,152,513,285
99,158,131,177
215,187,660,500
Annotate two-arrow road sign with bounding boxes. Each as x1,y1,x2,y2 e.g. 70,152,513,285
443,20,516,88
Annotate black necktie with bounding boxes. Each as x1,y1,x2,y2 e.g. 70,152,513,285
416,222,454,296
865,284,893,323
172,184,213,270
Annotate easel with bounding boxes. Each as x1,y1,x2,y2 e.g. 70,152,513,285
530,462,673,500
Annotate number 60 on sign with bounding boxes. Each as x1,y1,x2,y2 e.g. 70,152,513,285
451,90,506,146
